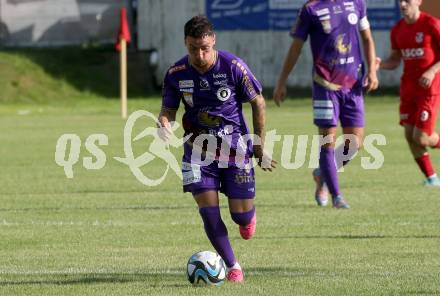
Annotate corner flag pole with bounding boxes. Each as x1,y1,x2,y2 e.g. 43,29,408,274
120,38,127,119
116,7,131,119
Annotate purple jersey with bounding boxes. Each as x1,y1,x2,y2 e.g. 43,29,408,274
291,0,369,90
162,50,262,161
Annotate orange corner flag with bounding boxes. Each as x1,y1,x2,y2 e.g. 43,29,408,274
116,7,131,51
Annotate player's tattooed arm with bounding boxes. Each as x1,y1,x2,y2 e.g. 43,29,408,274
360,28,379,92
378,49,401,71
250,95,277,171
250,94,266,146
158,107,177,142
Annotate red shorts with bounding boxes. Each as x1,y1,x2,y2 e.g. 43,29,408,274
399,94,440,135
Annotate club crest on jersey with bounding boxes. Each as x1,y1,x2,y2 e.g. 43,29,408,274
216,87,231,102
183,92,194,107
415,32,424,43
420,110,429,122
348,13,358,25
335,35,352,54
198,112,221,127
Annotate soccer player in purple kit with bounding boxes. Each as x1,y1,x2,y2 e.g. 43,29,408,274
273,0,379,209
158,15,276,283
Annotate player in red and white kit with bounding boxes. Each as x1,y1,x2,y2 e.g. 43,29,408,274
379,0,440,185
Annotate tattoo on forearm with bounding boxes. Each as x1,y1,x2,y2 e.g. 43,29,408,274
252,97,266,145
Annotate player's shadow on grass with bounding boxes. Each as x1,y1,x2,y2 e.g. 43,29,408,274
0,272,188,287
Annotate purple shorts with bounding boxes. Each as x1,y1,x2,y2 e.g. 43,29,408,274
181,159,255,199
312,83,365,128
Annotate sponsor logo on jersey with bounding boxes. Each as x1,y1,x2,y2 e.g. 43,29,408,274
232,59,257,96
321,19,332,34
216,86,232,102
183,92,193,107
214,79,228,86
213,73,227,79
179,80,194,88
200,78,210,90
348,13,358,25
316,8,330,16
243,75,257,97
343,2,355,12
420,110,429,122
401,48,425,59
234,170,255,184
168,64,186,74
415,32,424,43
209,125,232,138
182,162,201,185
333,5,343,14
339,56,354,64
179,88,193,93
232,60,248,75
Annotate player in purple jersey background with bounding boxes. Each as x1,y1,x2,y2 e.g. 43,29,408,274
158,15,276,283
273,0,378,208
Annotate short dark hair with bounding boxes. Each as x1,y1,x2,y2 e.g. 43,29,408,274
184,15,214,39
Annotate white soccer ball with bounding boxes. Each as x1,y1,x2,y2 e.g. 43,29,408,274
187,251,226,286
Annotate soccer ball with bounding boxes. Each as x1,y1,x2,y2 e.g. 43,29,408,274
187,251,226,286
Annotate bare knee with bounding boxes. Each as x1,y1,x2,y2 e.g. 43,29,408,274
343,135,363,151
413,134,430,147
319,127,337,149
353,137,363,150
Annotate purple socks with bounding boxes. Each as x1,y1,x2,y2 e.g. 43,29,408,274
319,147,341,197
230,206,255,226
199,206,236,268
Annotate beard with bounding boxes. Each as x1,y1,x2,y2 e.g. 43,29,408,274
193,60,207,67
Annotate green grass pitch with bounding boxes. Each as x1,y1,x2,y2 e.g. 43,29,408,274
0,97,439,295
